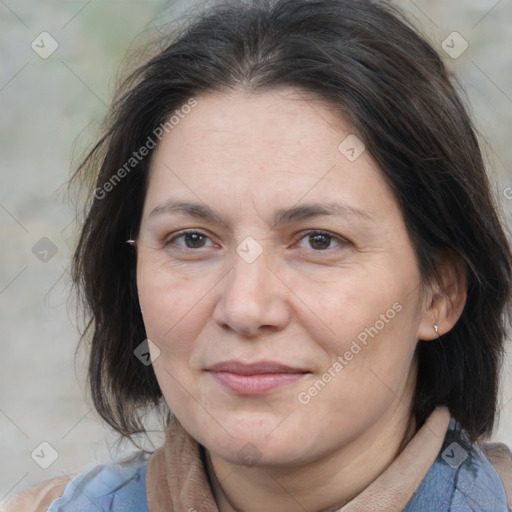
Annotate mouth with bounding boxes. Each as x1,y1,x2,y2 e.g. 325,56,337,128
206,360,310,395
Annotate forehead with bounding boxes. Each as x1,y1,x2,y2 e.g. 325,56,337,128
145,87,395,220
153,88,347,160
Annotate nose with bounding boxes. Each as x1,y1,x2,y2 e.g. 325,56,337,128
212,250,291,337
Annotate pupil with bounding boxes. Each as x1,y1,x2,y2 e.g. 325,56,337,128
185,233,205,248
310,234,330,250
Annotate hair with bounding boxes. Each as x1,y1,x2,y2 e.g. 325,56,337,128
71,0,512,443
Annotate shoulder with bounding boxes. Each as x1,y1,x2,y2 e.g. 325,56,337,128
2,475,73,512
405,422,510,511
2,452,150,512
481,442,512,511
448,441,508,511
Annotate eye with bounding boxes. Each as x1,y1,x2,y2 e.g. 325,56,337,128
296,230,347,251
164,230,216,249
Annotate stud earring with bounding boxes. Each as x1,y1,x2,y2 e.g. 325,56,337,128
433,324,444,342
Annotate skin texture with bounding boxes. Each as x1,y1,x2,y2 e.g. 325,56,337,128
135,88,466,512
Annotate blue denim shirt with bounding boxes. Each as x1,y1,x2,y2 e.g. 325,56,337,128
405,421,507,511
47,421,508,511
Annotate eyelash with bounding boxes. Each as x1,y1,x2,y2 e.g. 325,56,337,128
163,229,349,253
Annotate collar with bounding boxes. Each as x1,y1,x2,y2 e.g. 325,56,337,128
146,407,451,512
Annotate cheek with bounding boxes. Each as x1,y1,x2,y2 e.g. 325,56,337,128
136,264,208,411
137,254,204,351
284,266,404,344
288,266,419,388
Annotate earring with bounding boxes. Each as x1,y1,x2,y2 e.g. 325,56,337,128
126,239,136,245
433,324,443,342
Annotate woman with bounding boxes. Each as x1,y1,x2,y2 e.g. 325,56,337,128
5,0,512,510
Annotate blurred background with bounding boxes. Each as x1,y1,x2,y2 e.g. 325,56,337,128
1,0,511,502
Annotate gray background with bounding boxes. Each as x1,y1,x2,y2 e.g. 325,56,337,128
1,0,511,502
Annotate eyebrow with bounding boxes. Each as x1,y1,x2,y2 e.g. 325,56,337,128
148,200,372,225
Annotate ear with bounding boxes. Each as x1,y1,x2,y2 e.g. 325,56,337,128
416,250,467,341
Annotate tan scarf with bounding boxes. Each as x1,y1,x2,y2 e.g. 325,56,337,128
146,407,451,511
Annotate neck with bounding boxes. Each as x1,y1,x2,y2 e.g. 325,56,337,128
206,405,417,512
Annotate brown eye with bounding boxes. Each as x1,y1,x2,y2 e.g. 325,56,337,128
165,231,214,249
183,233,207,248
309,233,332,250
297,231,346,251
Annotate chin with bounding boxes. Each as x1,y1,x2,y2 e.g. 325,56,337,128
195,416,316,467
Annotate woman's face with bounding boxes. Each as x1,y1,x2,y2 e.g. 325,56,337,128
136,88,432,467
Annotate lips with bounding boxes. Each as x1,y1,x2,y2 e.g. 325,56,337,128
206,360,309,395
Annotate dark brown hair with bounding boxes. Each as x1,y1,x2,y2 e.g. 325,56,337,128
71,0,512,443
